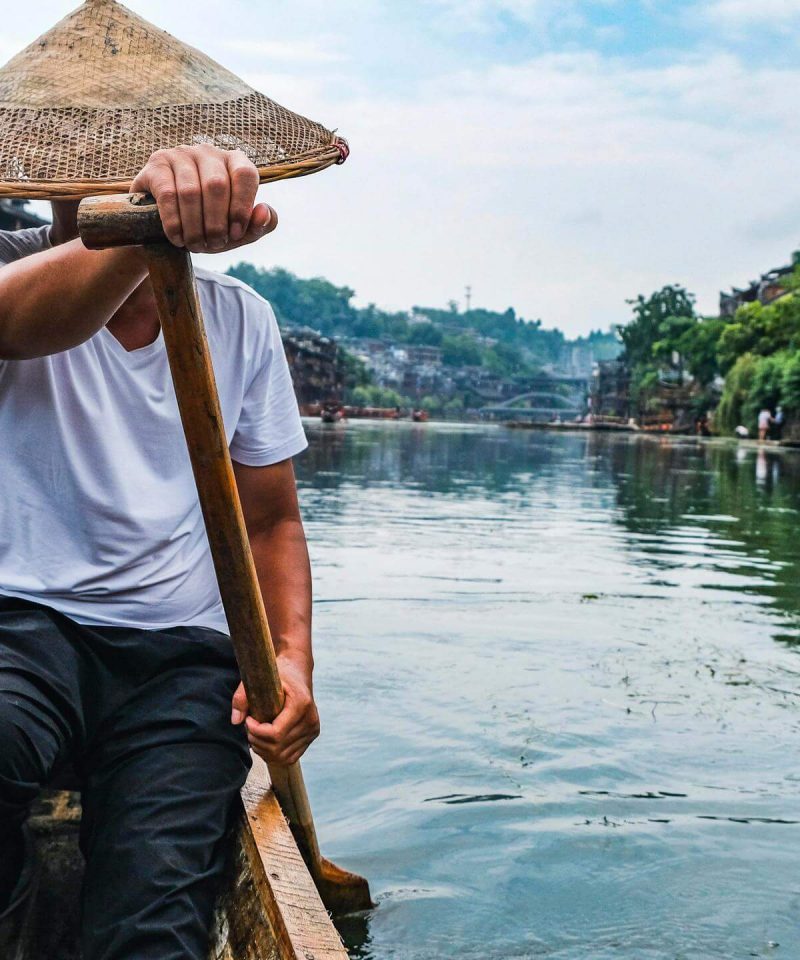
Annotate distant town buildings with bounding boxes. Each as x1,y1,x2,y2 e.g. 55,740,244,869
590,360,631,421
344,337,453,400
281,327,342,408
592,250,800,431
719,255,798,317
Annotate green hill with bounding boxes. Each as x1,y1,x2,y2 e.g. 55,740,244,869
226,262,620,378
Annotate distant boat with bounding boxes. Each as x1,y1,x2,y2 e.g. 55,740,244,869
343,406,402,420
321,403,345,423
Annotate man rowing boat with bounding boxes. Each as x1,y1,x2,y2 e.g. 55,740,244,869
0,2,343,955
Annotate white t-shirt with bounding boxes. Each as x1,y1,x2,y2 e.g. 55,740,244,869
0,226,307,633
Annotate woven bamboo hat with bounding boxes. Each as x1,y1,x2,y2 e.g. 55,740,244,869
0,0,347,199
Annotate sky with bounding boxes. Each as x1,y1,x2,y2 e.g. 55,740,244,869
3,0,800,336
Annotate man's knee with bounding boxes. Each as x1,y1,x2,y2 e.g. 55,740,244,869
0,684,64,809
80,742,248,960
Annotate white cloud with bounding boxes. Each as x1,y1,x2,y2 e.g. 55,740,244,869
203,48,800,335
223,38,347,65
429,0,546,31
4,0,800,333
705,0,800,25
427,0,623,34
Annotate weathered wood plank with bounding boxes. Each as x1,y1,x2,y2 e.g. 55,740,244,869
214,761,349,960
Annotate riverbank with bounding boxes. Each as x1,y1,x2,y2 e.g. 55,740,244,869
504,420,635,434
309,413,800,458
499,420,800,450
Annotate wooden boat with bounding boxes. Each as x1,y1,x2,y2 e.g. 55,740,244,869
321,404,346,424
0,759,350,960
342,405,402,420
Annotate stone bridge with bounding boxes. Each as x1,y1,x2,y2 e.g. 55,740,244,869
482,374,590,421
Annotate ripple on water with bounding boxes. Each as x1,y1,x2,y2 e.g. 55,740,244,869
297,424,800,960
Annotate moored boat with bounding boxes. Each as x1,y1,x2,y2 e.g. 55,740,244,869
343,405,402,420
321,403,346,423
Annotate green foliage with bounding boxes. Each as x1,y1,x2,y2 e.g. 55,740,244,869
618,284,707,412
676,316,727,386
620,285,696,369
651,314,697,369
226,261,621,416
411,304,570,366
782,256,800,286
441,334,483,367
717,352,791,433
748,354,784,424
717,291,800,373
349,385,407,408
443,396,465,415
712,266,800,433
781,353,800,413
419,394,444,414
618,285,732,422
228,263,356,335
573,328,623,362
226,263,622,374
338,349,370,390
717,353,758,434
615,263,800,435
407,322,443,346
484,341,527,376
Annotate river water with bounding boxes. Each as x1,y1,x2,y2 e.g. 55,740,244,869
295,422,800,960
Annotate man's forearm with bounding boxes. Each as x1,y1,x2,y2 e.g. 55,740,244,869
249,516,314,681
0,238,148,360
232,459,319,761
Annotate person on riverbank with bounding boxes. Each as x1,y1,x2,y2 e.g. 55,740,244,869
772,405,785,441
0,5,326,958
758,407,773,442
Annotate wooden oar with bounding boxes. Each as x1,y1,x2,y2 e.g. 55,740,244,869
77,193,373,917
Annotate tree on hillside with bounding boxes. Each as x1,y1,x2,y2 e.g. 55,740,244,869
227,263,356,335
618,285,695,412
441,334,483,367
226,262,620,393
717,292,800,373
408,322,443,346
484,341,531,377
674,316,726,387
718,348,800,434
620,285,696,370
412,304,569,365
712,263,800,433
573,328,623,362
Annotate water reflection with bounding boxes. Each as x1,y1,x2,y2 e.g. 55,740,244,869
299,424,800,639
297,422,800,960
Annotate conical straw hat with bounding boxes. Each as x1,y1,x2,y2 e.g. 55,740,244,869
0,0,348,199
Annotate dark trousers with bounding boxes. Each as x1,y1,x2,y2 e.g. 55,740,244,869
0,596,250,960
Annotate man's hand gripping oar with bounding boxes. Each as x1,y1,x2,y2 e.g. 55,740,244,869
76,183,373,917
